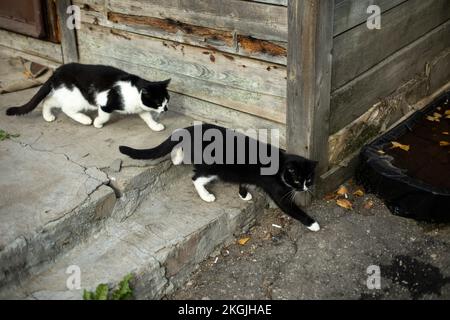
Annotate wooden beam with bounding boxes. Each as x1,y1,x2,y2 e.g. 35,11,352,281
56,0,79,63
287,0,334,176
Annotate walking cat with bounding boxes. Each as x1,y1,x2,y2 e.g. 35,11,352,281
119,124,320,231
6,63,171,131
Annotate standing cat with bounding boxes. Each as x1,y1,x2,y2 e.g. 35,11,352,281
6,63,171,131
119,124,320,232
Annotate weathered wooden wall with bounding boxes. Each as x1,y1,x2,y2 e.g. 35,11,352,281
322,0,450,193
73,0,288,144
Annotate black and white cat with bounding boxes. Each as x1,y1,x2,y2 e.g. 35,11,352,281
119,124,320,232
6,63,171,131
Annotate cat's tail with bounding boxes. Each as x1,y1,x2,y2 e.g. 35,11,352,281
119,136,179,160
6,80,52,116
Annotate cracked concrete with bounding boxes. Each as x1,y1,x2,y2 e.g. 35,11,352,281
0,86,194,289
0,84,267,300
0,176,267,300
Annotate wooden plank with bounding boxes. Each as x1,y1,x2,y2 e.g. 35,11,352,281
333,0,406,36
0,45,61,69
56,0,79,63
242,0,287,6
317,152,359,196
74,3,287,65
77,23,287,122
0,28,62,63
77,26,286,123
108,0,288,42
170,93,287,148
287,0,334,175
332,0,450,90
330,20,450,134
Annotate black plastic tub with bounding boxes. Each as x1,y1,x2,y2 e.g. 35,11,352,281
356,91,450,223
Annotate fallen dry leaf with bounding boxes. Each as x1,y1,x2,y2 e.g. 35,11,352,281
433,112,443,118
445,110,450,115
353,189,364,197
364,200,374,209
443,132,449,135
446,115,450,119
426,115,440,122
391,141,410,152
237,237,250,245
377,150,386,155
336,199,353,210
439,141,450,147
336,185,349,196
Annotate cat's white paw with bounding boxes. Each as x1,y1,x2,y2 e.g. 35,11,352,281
150,123,165,132
43,114,56,122
201,193,216,203
80,118,93,126
93,118,104,128
171,147,184,165
239,193,252,201
307,222,320,232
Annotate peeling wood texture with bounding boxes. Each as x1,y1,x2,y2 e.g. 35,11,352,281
73,0,288,64
78,23,287,123
107,0,288,42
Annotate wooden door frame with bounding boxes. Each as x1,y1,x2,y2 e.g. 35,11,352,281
287,0,334,198
55,0,79,63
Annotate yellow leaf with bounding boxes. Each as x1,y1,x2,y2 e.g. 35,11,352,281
336,199,353,210
433,112,443,118
336,185,348,196
353,189,364,197
377,150,386,155
237,237,250,245
426,116,440,122
446,115,450,119
445,110,450,115
439,141,450,147
437,107,442,111
391,141,410,152
442,132,449,135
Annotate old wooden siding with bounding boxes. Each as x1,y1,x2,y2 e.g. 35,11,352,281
330,0,450,134
74,0,288,145
319,0,450,194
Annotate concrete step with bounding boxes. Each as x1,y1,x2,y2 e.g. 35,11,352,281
0,166,266,299
0,87,195,288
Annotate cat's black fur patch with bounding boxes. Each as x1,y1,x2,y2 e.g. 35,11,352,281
5,63,170,116
119,124,319,228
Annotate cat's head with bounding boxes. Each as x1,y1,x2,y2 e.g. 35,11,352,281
140,79,171,113
281,155,318,192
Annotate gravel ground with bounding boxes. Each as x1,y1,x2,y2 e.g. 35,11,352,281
171,182,450,300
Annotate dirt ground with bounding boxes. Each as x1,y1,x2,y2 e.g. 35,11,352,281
170,182,450,300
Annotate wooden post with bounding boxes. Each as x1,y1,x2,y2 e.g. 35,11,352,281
287,0,334,200
56,0,79,63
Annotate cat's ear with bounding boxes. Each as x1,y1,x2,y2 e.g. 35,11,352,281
162,78,171,87
153,79,171,87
